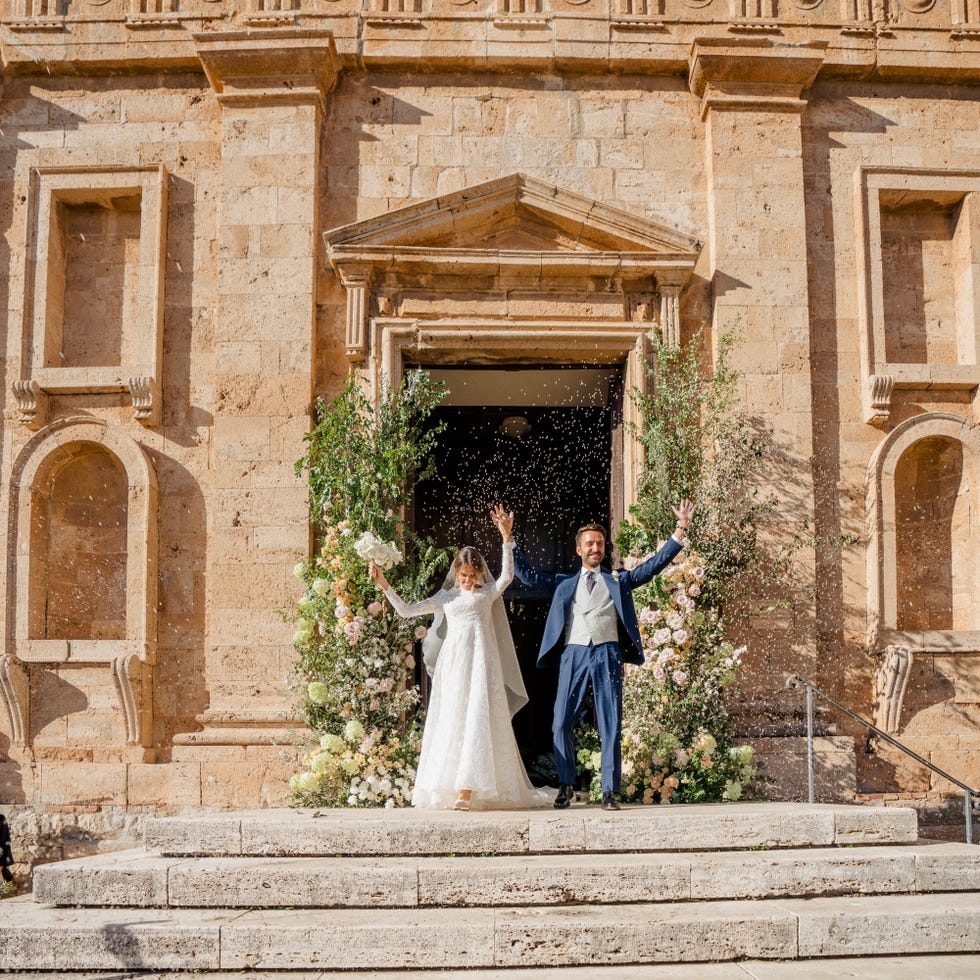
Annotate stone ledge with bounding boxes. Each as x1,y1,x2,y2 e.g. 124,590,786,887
7,955,980,979
5,894,980,970
30,843,980,910
142,802,917,857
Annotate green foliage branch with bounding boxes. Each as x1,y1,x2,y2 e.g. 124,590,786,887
289,372,448,806
575,332,770,805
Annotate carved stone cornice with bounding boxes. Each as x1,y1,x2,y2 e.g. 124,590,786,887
688,36,828,119
325,173,701,365
194,28,340,110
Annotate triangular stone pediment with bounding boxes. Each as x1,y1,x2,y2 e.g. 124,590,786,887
324,173,702,258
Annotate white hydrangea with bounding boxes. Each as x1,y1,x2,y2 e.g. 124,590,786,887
354,531,403,570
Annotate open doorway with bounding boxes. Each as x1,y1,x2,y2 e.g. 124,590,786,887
413,366,618,777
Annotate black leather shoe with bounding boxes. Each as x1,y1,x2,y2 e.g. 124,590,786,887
601,792,621,811
554,784,576,809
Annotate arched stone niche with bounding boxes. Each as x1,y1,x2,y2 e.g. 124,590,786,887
868,411,980,643
1,419,158,755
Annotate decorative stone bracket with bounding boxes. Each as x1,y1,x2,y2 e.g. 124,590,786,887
127,376,161,427
0,654,29,747
11,380,48,430
872,643,913,735
111,652,152,747
10,377,160,428
865,374,894,427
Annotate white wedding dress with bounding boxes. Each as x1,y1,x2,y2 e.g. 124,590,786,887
384,544,551,810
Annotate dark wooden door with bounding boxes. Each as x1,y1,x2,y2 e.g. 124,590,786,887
414,404,612,779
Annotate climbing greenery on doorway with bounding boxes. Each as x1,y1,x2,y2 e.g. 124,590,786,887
289,372,448,807
575,333,770,805
290,346,767,809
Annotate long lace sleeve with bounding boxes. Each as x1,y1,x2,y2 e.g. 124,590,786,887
383,586,445,619
493,542,515,596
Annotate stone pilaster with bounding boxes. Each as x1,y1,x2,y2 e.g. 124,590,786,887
172,31,338,800
689,38,826,694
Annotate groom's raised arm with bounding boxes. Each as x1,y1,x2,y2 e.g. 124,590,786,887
622,536,683,590
512,546,561,594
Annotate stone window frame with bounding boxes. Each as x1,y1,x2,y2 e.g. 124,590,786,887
866,410,980,656
15,165,168,429
855,166,980,426
9,417,159,667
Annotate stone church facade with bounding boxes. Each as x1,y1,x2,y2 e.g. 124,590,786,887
1,4,978,826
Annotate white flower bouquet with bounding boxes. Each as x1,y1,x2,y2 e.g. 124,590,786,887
353,531,403,570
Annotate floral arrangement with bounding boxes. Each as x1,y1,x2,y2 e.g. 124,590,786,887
292,716,417,808
575,548,759,804
574,332,774,807
290,374,447,808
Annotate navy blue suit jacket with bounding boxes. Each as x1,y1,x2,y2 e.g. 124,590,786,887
513,537,683,669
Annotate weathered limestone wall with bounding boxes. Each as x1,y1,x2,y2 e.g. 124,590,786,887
803,80,980,792
0,75,221,806
0,16,978,843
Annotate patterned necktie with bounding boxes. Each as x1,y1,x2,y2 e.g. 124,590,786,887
586,571,596,595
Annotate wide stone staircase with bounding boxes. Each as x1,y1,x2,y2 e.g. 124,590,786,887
3,802,980,974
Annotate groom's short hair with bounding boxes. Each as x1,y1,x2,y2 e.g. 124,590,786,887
575,523,607,546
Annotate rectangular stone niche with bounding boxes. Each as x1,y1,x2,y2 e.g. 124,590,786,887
19,165,168,426
880,190,971,367
856,168,980,424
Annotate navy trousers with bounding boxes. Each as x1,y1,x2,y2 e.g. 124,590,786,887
552,641,623,794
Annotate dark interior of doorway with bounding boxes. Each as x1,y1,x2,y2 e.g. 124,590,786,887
414,401,612,782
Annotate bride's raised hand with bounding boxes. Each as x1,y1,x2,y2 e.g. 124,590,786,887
368,560,389,590
491,504,514,542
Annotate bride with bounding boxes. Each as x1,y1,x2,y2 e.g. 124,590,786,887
369,506,549,810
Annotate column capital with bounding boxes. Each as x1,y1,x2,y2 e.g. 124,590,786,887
194,28,340,110
688,37,827,119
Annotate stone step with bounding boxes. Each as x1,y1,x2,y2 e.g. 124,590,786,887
3,893,980,971
9,958,980,979
142,802,917,857
32,842,980,909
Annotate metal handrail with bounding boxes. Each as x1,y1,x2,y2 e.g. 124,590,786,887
785,674,979,846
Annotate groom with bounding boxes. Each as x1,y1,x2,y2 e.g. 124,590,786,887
513,500,694,811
